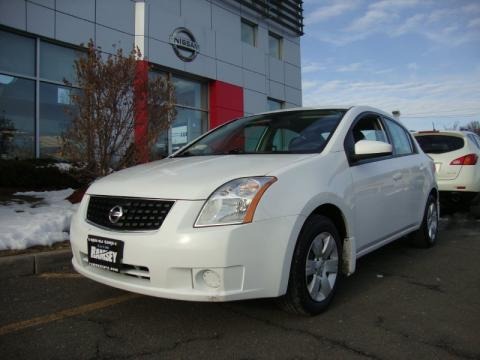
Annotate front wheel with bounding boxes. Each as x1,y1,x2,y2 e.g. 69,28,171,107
279,215,342,315
410,193,438,248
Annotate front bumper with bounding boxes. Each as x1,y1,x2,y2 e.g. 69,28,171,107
70,196,304,302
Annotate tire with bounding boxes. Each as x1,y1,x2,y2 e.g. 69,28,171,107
279,214,342,315
410,193,439,248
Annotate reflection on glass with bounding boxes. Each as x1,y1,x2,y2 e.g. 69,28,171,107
241,20,256,46
172,77,206,109
269,33,282,59
0,30,35,76
0,75,35,159
39,82,77,158
40,41,81,84
151,107,207,158
268,98,284,111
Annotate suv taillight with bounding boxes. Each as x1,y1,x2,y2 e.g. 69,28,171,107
450,154,478,165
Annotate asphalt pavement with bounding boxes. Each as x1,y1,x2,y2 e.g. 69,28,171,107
0,215,479,360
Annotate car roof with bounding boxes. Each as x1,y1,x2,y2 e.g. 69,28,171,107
253,105,395,119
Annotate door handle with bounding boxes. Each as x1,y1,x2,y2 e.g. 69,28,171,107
393,173,403,181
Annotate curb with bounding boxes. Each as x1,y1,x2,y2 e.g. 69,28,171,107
0,249,73,279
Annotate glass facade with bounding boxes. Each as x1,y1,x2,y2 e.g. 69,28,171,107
241,19,257,47
267,98,284,111
151,72,208,159
0,29,209,160
0,29,79,159
268,32,282,59
0,75,35,158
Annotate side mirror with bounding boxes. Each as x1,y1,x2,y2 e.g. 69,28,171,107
354,140,393,160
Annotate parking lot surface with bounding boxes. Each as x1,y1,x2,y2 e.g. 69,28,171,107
1,216,479,360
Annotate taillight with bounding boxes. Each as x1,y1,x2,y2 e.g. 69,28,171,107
450,154,478,165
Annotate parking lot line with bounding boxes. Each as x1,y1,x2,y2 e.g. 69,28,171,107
0,293,140,336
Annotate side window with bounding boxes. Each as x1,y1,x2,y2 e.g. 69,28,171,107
352,116,388,144
384,118,413,155
468,134,480,149
272,129,299,151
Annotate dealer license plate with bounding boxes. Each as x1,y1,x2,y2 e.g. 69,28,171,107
87,235,124,273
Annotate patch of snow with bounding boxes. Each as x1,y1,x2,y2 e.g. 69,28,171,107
0,189,78,250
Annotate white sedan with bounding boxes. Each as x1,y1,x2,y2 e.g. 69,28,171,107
70,106,438,315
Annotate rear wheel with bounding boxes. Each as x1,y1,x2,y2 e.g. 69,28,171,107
279,215,342,315
411,193,438,248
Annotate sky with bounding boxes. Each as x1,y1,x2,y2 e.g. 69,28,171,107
300,0,480,131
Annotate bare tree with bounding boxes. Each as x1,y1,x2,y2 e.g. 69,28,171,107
460,120,480,135
62,40,176,179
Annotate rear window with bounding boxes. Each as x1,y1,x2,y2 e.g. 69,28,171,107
415,135,464,154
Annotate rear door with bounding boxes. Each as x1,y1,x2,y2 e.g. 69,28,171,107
383,118,425,227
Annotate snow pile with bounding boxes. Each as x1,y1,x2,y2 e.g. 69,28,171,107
0,189,78,250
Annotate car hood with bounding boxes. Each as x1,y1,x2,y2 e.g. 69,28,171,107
87,154,314,200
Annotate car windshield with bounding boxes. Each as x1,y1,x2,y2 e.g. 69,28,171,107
415,135,464,154
174,109,346,156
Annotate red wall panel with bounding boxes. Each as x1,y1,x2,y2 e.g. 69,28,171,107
209,81,244,129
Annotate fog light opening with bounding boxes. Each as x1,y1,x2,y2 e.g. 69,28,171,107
202,270,221,288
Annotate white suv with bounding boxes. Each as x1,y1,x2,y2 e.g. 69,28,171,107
71,106,438,315
414,131,480,208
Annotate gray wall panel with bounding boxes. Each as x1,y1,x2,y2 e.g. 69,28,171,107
96,0,134,34
212,3,239,38
29,0,54,9
56,12,94,46
147,7,184,43
283,39,300,67
147,0,180,16
242,44,265,74
243,69,265,94
216,61,242,86
0,0,26,30
185,54,216,79
181,0,211,28
215,31,241,66
268,57,284,83
26,2,54,37
285,86,302,106
56,0,95,21
269,80,285,101
285,63,301,89
244,89,266,115
96,24,134,54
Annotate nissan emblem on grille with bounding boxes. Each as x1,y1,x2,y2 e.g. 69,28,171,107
109,205,123,224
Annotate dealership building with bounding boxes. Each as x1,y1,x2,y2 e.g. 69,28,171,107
0,0,303,159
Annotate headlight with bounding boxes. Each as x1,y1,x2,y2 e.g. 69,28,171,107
194,177,277,227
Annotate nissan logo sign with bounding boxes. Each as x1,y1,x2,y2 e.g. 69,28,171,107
108,205,124,224
169,27,199,62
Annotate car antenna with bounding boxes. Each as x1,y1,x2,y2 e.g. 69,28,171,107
432,122,436,131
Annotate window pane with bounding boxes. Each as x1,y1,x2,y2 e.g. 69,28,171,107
173,77,206,109
171,108,207,152
415,135,464,154
39,82,77,158
241,21,256,46
151,108,207,158
269,33,281,59
385,119,413,155
40,41,81,83
0,30,35,76
268,98,284,111
0,75,35,158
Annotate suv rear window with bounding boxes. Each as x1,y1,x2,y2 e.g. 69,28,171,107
415,135,464,154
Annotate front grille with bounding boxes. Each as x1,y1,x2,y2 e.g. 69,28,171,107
86,196,174,231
